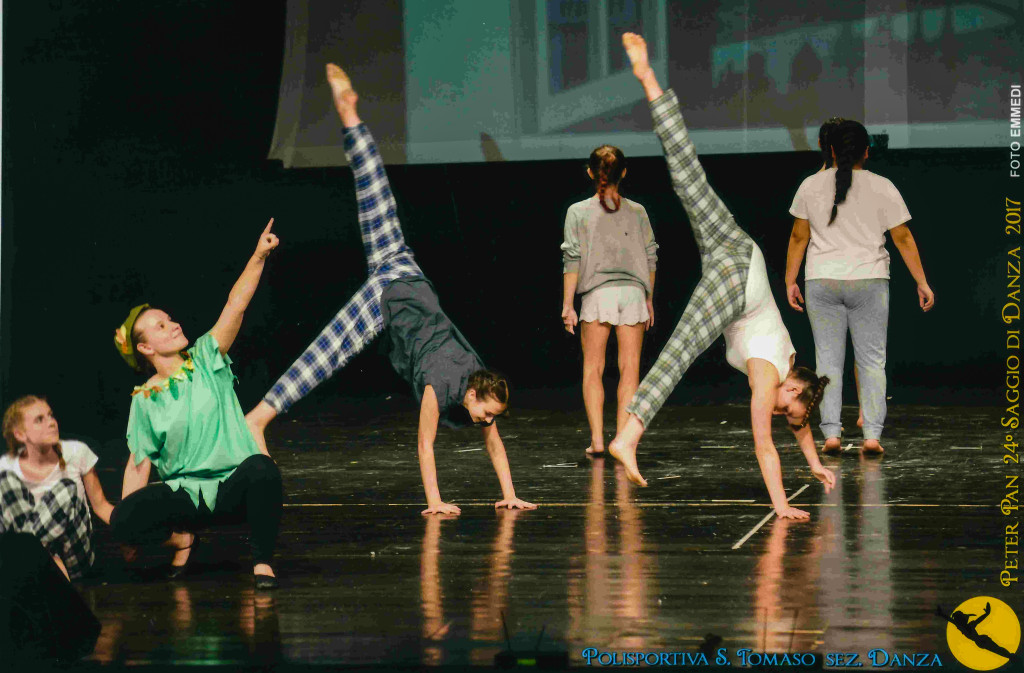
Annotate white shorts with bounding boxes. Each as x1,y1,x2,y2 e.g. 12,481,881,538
580,282,649,326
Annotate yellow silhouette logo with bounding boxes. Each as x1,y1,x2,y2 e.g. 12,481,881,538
939,597,1020,670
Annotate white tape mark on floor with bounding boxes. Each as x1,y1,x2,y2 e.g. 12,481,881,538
731,485,809,551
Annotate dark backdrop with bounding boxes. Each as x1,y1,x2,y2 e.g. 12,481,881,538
2,1,1006,453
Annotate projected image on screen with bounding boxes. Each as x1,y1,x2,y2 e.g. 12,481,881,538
269,0,1020,167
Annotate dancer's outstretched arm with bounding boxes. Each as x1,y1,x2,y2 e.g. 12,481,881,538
211,219,279,354
419,386,460,515
482,423,536,510
748,359,809,519
791,423,836,492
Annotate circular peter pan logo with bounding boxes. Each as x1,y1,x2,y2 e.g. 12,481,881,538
943,597,1020,670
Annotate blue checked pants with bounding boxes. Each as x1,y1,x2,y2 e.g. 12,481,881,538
626,90,754,427
264,124,423,413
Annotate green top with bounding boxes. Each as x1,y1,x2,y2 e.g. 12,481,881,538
126,333,259,510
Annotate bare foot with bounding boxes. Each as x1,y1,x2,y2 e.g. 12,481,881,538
585,444,605,455
245,401,276,457
857,410,864,428
622,33,664,102
607,415,647,487
862,439,885,455
822,437,842,455
253,563,276,578
622,32,653,79
326,63,360,127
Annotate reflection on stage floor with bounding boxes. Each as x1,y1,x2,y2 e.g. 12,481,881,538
77,401,999,667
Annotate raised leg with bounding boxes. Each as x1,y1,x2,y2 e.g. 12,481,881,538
329,64,420,274
625,33,751,260
261,274,392,414
627,256,748,427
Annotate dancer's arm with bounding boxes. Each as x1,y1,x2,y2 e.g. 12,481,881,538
790,423,836,493
121,456,151,499
889,224,934,312
561,208,581,334
481,423,537,510
748,360,810,519
418,386,460,515
82,469,114,525
210,218,279,354
562,272,579,334
971,603,992,627
646,270,656,329
785,218,810,312
644,208,658,328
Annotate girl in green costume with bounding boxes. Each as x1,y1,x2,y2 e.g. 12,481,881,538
110,221,283,589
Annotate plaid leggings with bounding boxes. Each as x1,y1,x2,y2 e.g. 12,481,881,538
626,90,754,427
264,124,424,413
0,471,94,580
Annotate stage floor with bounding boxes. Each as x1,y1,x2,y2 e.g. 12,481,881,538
75,401,1006,669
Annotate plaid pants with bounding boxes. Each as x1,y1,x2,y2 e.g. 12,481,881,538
626,90,754,427
264,124,424,413
0,471,94,580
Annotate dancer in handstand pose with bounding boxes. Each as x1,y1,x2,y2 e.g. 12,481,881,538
607,34,835,519
246,64,534,516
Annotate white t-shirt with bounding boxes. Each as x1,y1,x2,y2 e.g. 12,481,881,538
789,167,911,280
0,439,98,504
724,245,797,381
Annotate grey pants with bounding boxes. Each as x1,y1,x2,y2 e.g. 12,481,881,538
805,279,889,441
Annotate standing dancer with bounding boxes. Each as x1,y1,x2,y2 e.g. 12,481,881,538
607,34,836,519
785,120,934,455
111,222,284,588
561,145,658,456
245,64,534,516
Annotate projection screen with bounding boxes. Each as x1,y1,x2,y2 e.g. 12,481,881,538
268,0,1021,167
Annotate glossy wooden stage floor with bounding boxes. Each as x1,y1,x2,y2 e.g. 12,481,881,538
76,400,1005,669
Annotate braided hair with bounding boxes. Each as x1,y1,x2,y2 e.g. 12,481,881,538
828,120,869,225
467,369,509,405
786,366,830,431
588,145,626,214
818,116,844,168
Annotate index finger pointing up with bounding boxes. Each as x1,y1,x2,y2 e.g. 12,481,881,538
263,217,275,235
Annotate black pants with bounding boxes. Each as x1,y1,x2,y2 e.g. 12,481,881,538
110,454,282,565
0,531,101,665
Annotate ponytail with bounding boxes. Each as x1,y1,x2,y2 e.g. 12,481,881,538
54,442,67,471
828,120,869,225
818,116,844,168
588,145,626,214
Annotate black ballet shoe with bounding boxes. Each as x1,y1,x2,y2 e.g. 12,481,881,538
167,533,198,580
254,573,279,590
